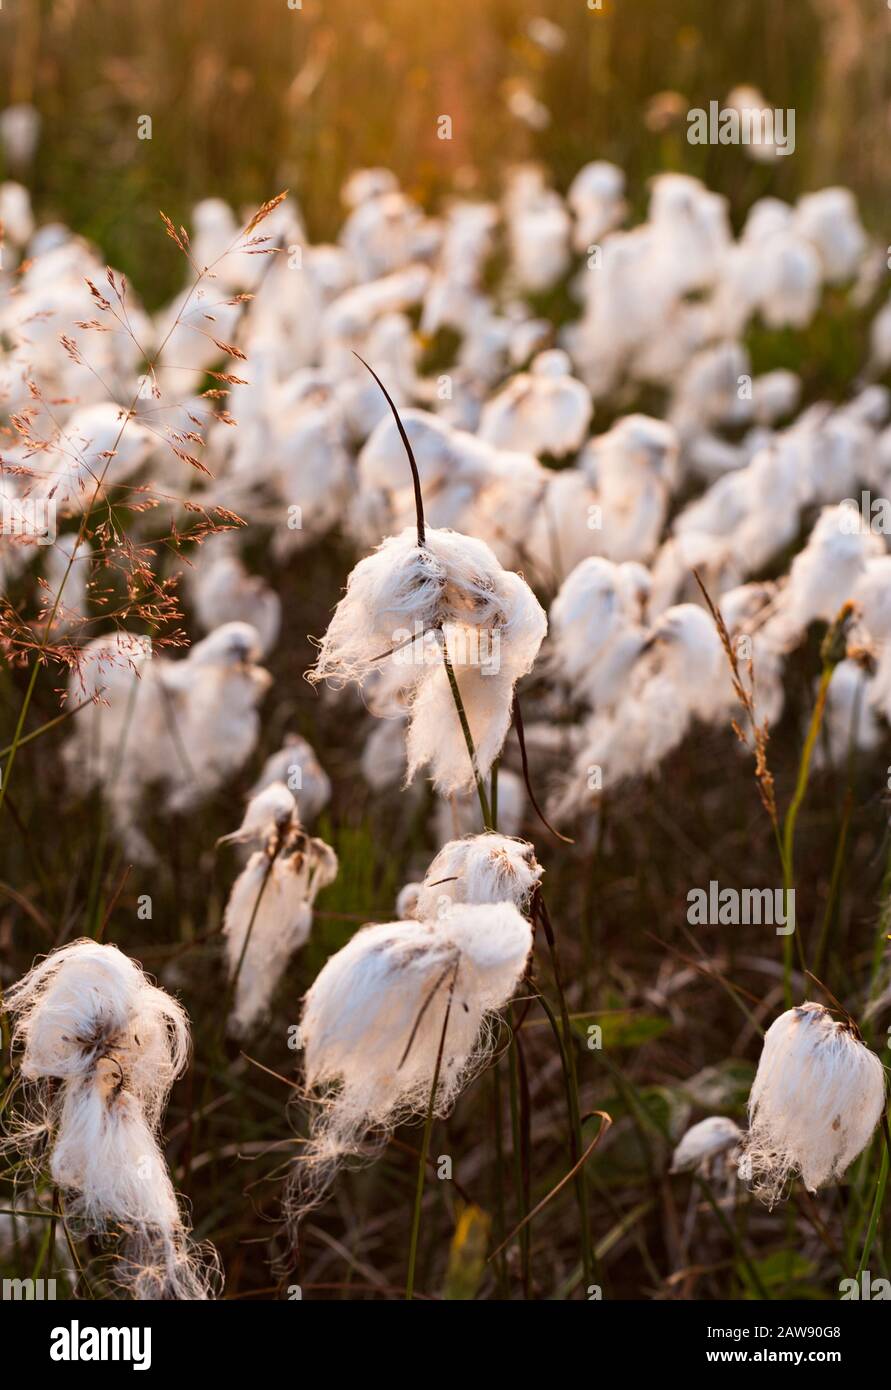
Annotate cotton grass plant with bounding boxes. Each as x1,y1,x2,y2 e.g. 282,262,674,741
1,940,219,1299
6,124,891,1305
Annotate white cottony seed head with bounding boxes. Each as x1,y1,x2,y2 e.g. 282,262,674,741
739,1002,886,1206
1,940,218,1299
413,832,542,920
289,900,532,1224
670,1115,743,1174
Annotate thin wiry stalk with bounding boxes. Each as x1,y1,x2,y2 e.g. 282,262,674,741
491,1062,509,1297
812,791,853,979
0,694,95,759
694,1174,770,1300
512,693,573,844
855,1112,891,1281
352,352,426,547
779,655,839,1005
405,960,458,1300
488,1112,611,1263
534,891,595,1287
224,841,280,1029
508,1020,531,1296
441,635,492,829
84,668,142,935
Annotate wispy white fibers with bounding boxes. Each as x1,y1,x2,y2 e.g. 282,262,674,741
64,622,271,863
1,940,218,1299
309,525,518,685
404,569,547,794
739,1002,886,1206
551,601,726,815
548,557,650,710
222,783,338,1036
310,525,546,794
412,832,542,921
290,899,533,1224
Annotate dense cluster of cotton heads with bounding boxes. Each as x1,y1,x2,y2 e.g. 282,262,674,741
1,940,218,1299
222,782,338,1036
552,601,728,814
3,157,889,836
738,1003,886,1207
64,622,271,863
8,138,891,1293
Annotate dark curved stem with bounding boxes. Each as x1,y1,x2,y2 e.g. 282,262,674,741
353,351,426,547
512,692,574,844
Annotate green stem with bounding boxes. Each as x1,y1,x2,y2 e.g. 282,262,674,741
780,664,833,1006
812,791,852,980
491,1062,509,1297
855,1116,891,1281
222,846,278,1034
695,1174,770,1300
0,695,95,760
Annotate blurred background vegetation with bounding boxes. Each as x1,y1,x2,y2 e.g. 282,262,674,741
1,0,889,308
3,0,891,1301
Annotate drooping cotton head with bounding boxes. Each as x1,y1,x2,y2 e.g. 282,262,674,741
290,900,532,1223
739,1002,886,1206
249,734,331,824
670,1116,743,1176
223,819,338,1037
187,539,281,657
548,556,649,706
567,160,626,251
308,525,519,687
1,940,217,1298
311,521,546,795
402,568,547,794
477,350,593,458
413,833,542,921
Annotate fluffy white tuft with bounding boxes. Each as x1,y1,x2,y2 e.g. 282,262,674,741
739,1002,886,1206
221,790,338,1036
1,940,218,1299
413,832,542,920
670,1115,743,1175
289,900,532,1225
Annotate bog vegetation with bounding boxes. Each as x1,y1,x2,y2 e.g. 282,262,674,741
2,0,891,1301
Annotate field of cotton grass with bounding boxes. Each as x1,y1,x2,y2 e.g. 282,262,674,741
3,0,891,1308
